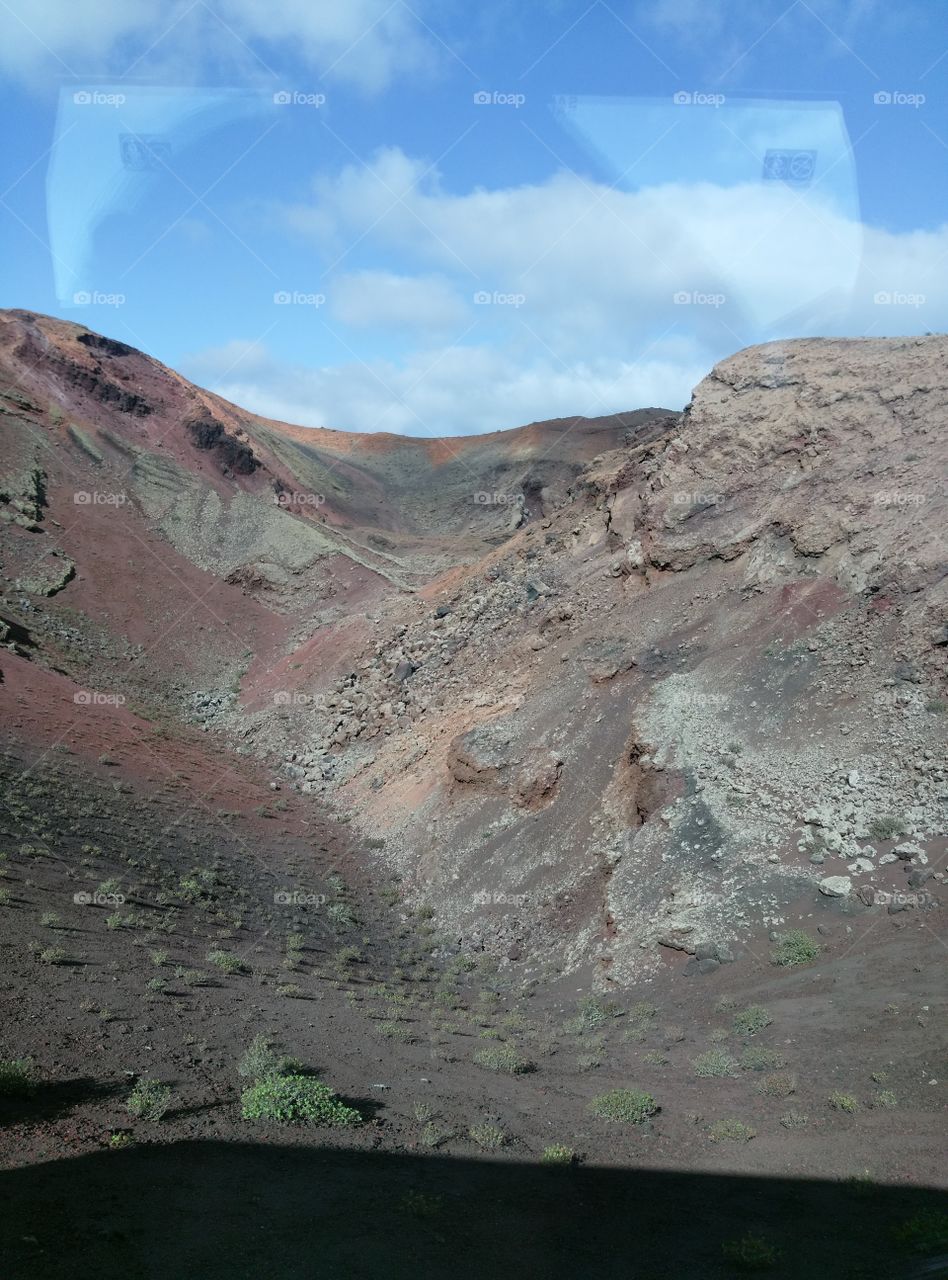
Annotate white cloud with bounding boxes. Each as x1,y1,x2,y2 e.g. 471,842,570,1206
0,0,434,92
184,339,705,436
330,270,468,333
183,146,948,434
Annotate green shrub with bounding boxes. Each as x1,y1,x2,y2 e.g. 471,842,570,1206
740,1046,785,1072
472,1045,533,1075
206,950,245,974
377,1021,417,1043
770,930,820,967
757,1071,796,1098
468,1122,507,1150
868,814,906,841
39,946,69,965
709,1118,756,1142
0,1058,34,1097
873,1089,898,1108
828,1091,859,1113
126,1078,172,1122
240,1075,360,1127
892,1210,948,1254
589,1089,658,1124
541,1144,575,1165
721,1232,779,1270
693,1049,737,1078
780,1109,808,1129
733,1005,772,1036
237,1035,300,1081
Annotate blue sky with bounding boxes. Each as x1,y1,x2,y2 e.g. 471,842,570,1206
1,0,946,434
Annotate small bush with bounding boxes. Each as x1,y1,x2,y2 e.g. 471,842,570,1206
421,1121,451,1148
0,1058,35,1097
126,1078,172,1122
39,946,69,965
238,1035,299,1082
693,1049,737,1078
541,1144,575,1165
733,1005,772,1036
709,1118,756,1142
780,1109,808,1129
468,1122,507,1150
757,1071,797,1098
150,950,168,967
770,930,820,967
828,1091,859,1114
590,1089,658,1124
872,1089,898,1109
868,814,906,841
472,1045,533,1075
40,911,62,929
892,1210,948,1254
721,1232,779,1270
241,1076,360,1126
377,1021,417,1043
740,1046,785,1072
206,950,245,974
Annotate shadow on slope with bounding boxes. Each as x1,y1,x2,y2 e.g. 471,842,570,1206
1,1140,945,1280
